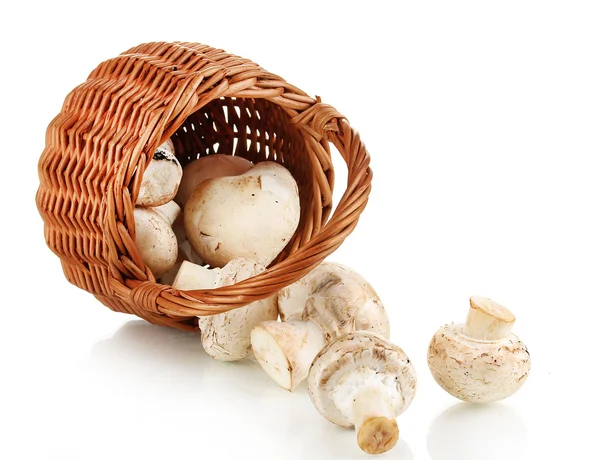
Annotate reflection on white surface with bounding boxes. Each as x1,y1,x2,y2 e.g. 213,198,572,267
427,402,528,460
87,320,281,399
84,320,415,459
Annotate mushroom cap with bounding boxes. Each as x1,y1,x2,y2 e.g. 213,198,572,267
175,154,253,206
197,258,278,361
184,161,300,268
308,331,416,427
137,139,183,207
278,262,390,340
427,323,530,402
153,200,181,226
133,207,178,277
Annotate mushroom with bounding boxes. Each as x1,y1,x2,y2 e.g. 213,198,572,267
133,207,178,278
151,201,205,285
184,161,300,268
251,262,390,390
136,139,183,207
172,259,277,361
307,331,417,455
171,213,204,266
153,200,181,226
175,154,253,206
427,296,531,402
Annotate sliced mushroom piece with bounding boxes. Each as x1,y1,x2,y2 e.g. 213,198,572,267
133,207,178,278
251,262,390,390
136,139,183,207
250,320,326,390
427,296,531,402
308,331,417,455
175,154,253,206
172,259,277,361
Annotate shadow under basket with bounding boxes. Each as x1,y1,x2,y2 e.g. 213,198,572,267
36,41,372,332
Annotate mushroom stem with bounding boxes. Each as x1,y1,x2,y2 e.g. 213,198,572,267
351,386,399,454
172,260,219,290
465,296,516,341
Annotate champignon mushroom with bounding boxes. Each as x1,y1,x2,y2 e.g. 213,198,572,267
308,331,417,455
172,259,277,361
136,139,183,207
170,213,203,265
153,200,181,226
133,207,178,278
184,161,300,268
251,262,390,390
175,154,253,206
427,296,531,402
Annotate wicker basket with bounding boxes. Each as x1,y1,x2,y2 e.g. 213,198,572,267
36,42,372,331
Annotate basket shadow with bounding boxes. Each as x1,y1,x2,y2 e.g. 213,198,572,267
427,401,528,460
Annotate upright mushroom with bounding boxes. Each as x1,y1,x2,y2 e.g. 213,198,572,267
427,296,531,402
136,139,183,207
308,331,417,455
251,263,390,390
172,259,277,361
184,161,300,268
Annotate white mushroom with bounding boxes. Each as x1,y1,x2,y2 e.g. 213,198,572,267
308,331,417,455
172,259,277,361
427,296,531,402
171,214,204,265
175,154,253,206
184,161,300,268
153,200,181,226
151,202,205,286
136,139,183,207
251,262,390,390
133,207,178,278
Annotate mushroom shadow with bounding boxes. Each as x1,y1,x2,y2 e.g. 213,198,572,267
427,402,528,460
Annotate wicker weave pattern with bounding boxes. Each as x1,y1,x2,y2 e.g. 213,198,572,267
36,42,372,331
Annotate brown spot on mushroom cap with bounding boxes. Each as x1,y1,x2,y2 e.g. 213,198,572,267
307,331,416,428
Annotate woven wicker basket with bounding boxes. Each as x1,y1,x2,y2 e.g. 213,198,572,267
36,42,372,331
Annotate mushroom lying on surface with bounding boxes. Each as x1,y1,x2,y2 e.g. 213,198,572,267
172,259,277,361
184,161,300,268
251,263,390,390
308,331,417,455
133,207,178,278
427,296,530,402
136,139,183,207
175,154,253,206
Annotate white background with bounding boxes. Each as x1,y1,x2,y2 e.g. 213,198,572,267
2,1,599,459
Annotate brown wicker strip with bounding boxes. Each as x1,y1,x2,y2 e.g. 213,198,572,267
36,42,372,331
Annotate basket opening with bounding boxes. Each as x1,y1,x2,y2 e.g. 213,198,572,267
169,96,315,264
